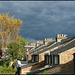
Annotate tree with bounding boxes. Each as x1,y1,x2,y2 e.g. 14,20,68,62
0,12,22,48
20,38,28,46
28,42,31,46
6,39,27,61
6,41,22,61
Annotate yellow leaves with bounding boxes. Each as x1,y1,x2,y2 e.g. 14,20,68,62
0,12,22,47
17,19,22,25
5,12,9,19
10,16,14,22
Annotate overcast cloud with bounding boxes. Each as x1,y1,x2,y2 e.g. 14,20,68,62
0,1,75,42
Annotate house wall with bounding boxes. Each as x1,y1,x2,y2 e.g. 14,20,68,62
39,47,75,74
28,50,49,62
22,46,75,74
39,48,55,62
28,54,32,61
28,47,55,62
28,42,56,61
45,47,75,74
59,47,75,64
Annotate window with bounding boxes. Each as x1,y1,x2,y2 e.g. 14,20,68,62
49,55,52,65
36,55,39,62
32,55,34,62
54,55,59,65
46,56,48,64
32,55,39,62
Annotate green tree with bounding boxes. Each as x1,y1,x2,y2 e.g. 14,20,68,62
20,38,28,46
6,39,27,61
28,42,31,46
6,41,22,61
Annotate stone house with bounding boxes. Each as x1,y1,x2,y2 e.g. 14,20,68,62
20,34,75,74
45,39,75,66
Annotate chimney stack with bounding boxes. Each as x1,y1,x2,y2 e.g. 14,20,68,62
44,38,52,45
56,34,67,42
36,41,43,46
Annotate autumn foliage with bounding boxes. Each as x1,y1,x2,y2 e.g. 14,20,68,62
0,12,22,47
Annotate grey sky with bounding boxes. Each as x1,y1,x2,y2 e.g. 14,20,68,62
0,1,75,42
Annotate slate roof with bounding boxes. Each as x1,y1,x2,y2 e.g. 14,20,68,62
35,42,55,51
29,42,55,54
27,65,60,74
35,44,43,49
50,39,75,55
21,62,39,69
34,37,75,55
29,44,43,54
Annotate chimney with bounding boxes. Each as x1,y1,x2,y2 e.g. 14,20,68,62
30,42,36,46
56,34,67,42
36,41,43,46
44,38,52,45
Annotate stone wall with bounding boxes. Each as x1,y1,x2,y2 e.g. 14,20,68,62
59,47,75,64
39,47,75,74
28,54,32,61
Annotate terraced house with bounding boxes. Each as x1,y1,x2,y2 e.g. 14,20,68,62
20,34,75,74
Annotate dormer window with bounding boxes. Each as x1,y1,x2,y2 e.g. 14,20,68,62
32,55,34,62
36,55,39,62
45,55,52,65
32,54,39,62
46,56,48,64
54,55,59,65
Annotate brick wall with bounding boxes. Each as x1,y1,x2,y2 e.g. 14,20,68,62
28,54,32,61
59,47,75,64
39,49,54,62
28,48,55,63
39,47,75,74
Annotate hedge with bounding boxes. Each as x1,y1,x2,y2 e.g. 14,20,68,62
0,67,17,74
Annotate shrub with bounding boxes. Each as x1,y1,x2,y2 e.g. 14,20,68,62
0,59,4,66
5,61,10,67
0,67,17,74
